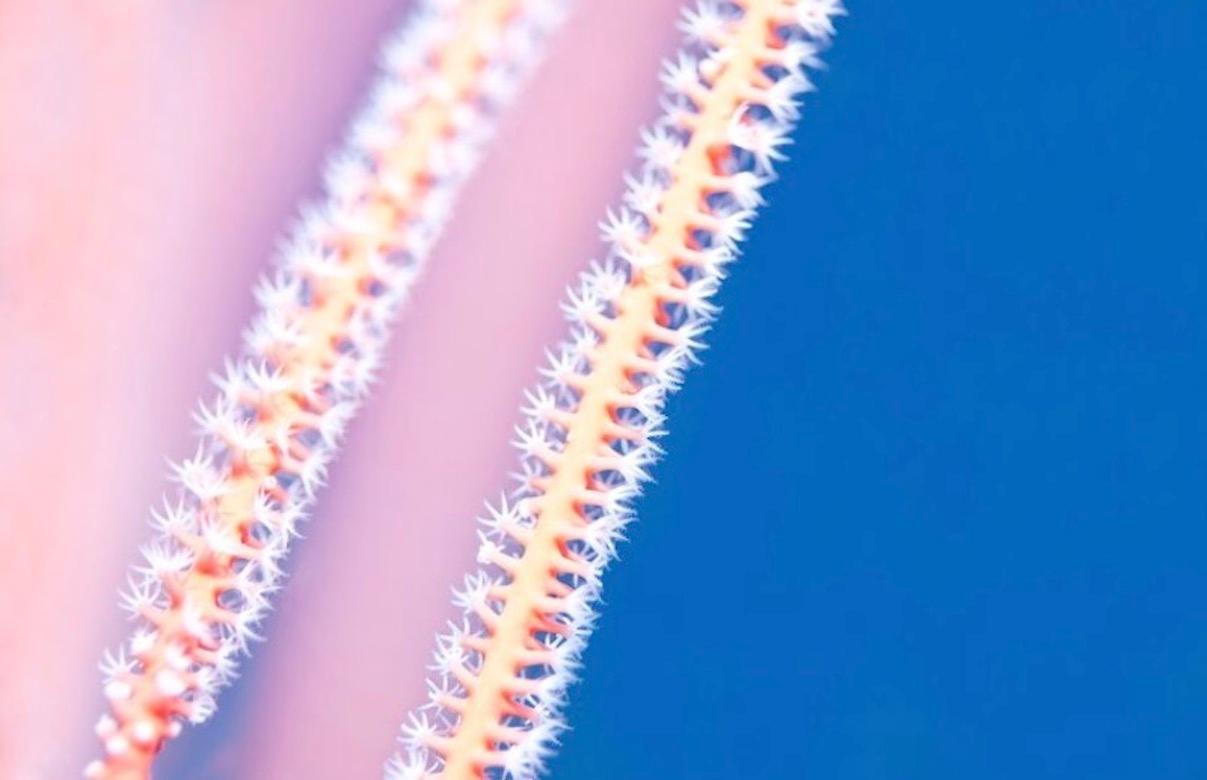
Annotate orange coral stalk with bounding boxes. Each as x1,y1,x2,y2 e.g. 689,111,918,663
388,0,844,777
86,1,569,777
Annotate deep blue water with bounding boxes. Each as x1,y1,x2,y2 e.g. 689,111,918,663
553,3,1207,778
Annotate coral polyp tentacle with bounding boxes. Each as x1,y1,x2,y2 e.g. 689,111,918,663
86,1,568,777
387,1,843,778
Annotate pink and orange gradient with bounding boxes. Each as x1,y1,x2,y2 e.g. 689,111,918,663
0,1,680,776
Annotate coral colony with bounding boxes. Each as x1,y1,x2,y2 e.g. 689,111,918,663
87,0,842,777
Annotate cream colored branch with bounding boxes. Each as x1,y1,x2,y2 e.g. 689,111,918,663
387,1,844,777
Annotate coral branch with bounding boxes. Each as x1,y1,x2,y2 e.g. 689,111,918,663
86,1,568,777
387,1,843,777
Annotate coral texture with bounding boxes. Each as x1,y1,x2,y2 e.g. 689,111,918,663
87,1,567,776
386,0,844,777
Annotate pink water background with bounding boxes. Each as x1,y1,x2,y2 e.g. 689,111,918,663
0,1,679,775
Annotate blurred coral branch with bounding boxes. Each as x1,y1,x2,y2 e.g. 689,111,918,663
86,1,568,777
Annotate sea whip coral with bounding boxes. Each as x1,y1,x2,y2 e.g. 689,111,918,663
387,0,844,777
86,1,567,776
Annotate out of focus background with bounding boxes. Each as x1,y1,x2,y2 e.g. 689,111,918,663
2,2,1205,778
